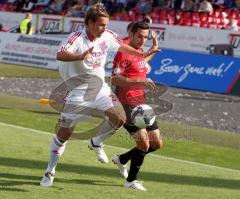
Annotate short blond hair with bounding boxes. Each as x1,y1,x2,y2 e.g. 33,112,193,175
26,13,32,19
84,3,109,25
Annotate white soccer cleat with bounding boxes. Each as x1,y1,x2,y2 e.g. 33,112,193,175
124,180,147,191
112,155,128,179
40,172,54,187
88,139,109,163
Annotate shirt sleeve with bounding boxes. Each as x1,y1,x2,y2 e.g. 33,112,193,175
58,31,81,53
106,29,123,52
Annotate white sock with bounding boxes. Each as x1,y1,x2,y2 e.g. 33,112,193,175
91,119,117,146
46,135,66,174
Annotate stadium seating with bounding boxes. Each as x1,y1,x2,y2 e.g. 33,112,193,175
192,12,200,21
0,3,14,11
0,1,239,30
192,20,201,28
31,6,45,14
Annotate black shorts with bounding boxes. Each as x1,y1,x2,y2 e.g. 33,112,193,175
123,105,159,134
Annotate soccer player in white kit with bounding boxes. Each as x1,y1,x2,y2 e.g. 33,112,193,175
40,3,159,187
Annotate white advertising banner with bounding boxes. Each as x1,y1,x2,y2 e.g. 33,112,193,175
0,11,37,30
38,14,63,33
1,12,240,70
107,22,240,57
153,25,232,53
64,17,85,33
0,32,63,69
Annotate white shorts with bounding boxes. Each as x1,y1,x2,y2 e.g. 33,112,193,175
59,84,120,128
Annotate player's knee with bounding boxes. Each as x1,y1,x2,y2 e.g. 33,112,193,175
119,111,126,125
118,116,126,128
151,139,163,150
106,106,126,129
56,126,74,141
112,114,126,129
138,142,150,152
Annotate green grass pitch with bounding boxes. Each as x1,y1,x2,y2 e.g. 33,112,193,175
0,62,240,198
0,123,240,199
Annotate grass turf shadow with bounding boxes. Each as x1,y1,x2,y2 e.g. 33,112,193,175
0,157,239,190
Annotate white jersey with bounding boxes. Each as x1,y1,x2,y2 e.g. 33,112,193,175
58,28,122,90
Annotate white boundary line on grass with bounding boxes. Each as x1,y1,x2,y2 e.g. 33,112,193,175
1,121,240,174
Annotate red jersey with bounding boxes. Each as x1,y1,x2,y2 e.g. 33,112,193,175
122,37,130,44
112,49,148,105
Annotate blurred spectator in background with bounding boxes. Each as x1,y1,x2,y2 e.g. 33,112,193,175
152,0,160,7
181,0,194,10
84,0,93,9
66,0,90,17
220,11,230,28
174,11,184,25
15,0,25,11
22,0,35,12
126,0,138,11
212,0,225,9
61,0,75,13
0,23,3,31
20,13,33,35
174,0,183,9
116,0,127,13
235,0,240,8
163,0,173,9
224,0,236,8
43,0,64,14
116,0,127,10
192,0,201,11
199,0,213,14
103,0,117,15
225,18,239,31
136,0,152,14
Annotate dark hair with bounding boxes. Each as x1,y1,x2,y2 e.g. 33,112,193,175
127,22,135,31
142,17,151,24
130,22,149,34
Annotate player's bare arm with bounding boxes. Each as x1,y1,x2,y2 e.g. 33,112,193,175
118,43,159,58
111,76,156,90
57,47,94,61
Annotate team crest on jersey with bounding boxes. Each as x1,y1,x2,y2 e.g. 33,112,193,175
113,67,122,75
138,61,146,69
99,41,108,52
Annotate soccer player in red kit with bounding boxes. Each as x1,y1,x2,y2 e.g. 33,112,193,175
111,22,163,191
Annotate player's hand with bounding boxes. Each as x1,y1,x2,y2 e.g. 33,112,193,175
151,31,158,49
79,47,94,60
146,64,152,74
141,78,156,90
